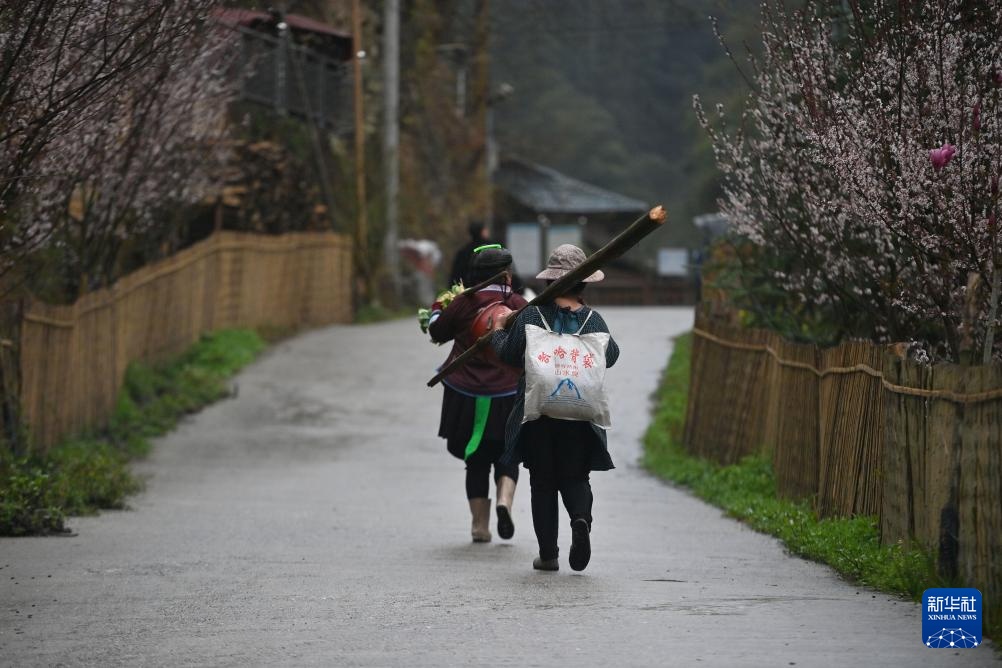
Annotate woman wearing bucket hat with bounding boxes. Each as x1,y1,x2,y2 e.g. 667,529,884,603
428,245,528,543
489,244,619,572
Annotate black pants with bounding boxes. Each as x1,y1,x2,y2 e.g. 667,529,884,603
522,417,594,560
455,436,519,499
441,389,519,500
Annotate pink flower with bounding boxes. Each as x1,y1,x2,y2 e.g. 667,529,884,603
973,102,982,131
929,143,956,171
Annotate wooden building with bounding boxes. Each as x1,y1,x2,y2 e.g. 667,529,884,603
493,157,693,305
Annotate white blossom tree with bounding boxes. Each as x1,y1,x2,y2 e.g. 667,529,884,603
1,1,237,294
698,1,1002,362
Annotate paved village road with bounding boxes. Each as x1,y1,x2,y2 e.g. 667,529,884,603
0,307,996,667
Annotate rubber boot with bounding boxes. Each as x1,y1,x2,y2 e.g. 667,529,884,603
469,498,492,543
533,556,559,571
568,518,591,571
495,476,516,540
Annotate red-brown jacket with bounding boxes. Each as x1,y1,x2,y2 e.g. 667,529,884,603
428,285,528,396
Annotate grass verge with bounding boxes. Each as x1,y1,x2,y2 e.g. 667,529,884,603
0,329,265,536
642,333,938,600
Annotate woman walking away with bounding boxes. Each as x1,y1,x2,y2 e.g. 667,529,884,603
428,245,528,542
490,244,619,572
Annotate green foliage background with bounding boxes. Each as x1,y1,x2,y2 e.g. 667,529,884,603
490,0,760,251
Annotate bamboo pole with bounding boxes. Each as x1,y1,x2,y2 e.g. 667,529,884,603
427,206,668,387
455,270,509,299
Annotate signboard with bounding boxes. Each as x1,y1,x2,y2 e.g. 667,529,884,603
507,222,585,277
657,248,689,277
546,224,582,255
693,213,729,237
507,223,541,275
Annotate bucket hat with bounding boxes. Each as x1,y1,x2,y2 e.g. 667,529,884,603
535,244,604,282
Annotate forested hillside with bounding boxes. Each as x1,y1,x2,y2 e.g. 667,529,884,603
490,0,759,248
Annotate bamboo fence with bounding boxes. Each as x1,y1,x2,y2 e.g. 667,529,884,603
880,356,1002,619
18,231,352,449
683,309,1002,626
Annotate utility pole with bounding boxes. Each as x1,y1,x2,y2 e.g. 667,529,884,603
485,78,513,242
474,0,494,228
382,0,401,302
351,0,368,294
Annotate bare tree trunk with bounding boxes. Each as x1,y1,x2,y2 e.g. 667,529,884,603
957,272,981,366
984,263,1001,365
0,300,24,454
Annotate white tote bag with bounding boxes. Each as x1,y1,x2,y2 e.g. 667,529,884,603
522,307,611,428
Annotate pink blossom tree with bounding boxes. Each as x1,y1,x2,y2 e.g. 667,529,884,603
697,1,1002,363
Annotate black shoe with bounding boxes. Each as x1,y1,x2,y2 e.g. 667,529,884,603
533,556,559,571
569,518,591,571
496,504,514,540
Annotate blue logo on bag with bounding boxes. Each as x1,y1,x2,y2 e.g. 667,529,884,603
550,378,582,399
922,588,981,648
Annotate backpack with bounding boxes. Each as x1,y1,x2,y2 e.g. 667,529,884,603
522,306,611,428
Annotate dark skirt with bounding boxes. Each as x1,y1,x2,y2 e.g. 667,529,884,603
439,385,517,462
517,415,615,473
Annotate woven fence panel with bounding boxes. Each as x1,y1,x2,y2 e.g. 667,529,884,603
684,312,774,465
816,341,884,518
961,365,1002,629
19,231,352,449
769,334,820,502
882,357,1002,628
